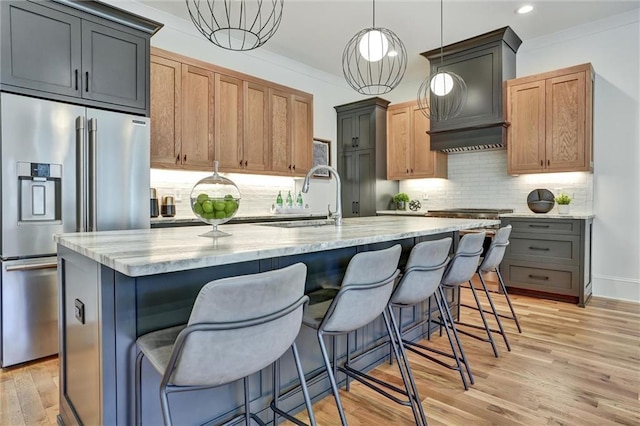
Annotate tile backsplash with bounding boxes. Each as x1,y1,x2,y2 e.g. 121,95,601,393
399,150,593,213
151,169,296,218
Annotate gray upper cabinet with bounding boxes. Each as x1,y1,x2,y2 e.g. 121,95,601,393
336,98,398,218
1,1,162,115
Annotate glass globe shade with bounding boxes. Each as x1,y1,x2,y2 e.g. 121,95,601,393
359,30,389,62
430,72,454,96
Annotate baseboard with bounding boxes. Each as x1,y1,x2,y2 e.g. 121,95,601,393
592,275,640,302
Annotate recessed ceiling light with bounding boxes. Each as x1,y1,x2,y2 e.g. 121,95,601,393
516,5,534,14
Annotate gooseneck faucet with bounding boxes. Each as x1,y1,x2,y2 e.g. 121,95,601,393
302,165,342,226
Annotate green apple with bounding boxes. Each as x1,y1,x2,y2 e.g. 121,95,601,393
201,200,214,213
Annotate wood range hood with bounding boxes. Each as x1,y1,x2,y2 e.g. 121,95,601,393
421,27,522,153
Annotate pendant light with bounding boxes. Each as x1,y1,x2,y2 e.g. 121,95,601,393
342,0,407,95
186,0,284,51
417,0,467,120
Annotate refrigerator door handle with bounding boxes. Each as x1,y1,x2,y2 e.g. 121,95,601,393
88,118,98,232
5,261,58,272
76,116,87,232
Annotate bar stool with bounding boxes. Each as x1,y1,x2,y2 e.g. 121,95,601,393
439,232,505,359
389,237,479,390
302,244,427,426
134,263,316,426
461,225,522,335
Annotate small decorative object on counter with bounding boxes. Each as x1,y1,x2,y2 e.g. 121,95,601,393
161,196,176,217
527,188,555,214
555,193,572,214
190,161,241,238
286,191,293,208
276,191,283,208
409,199,421,211
150,188,159,218
392,192,410,210
296,192,304,208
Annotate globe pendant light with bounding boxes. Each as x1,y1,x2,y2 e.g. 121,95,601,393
342,0,407,95
186,0,284,51
417,0,467,120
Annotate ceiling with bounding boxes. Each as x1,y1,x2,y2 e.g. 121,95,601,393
140,0,640,83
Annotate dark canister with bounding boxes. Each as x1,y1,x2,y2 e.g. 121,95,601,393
150,188,159,218
161,195,176,217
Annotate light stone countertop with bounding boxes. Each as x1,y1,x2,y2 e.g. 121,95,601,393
376,210,427,216
501,212,595,220
54,216,499,277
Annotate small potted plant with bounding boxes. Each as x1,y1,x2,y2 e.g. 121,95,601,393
555,193,572,214
393,192,410,210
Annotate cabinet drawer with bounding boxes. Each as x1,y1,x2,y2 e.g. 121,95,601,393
503,219,580,235
508,235,579,264
503,262,578,296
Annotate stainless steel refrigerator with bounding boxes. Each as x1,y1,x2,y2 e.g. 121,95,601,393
0,92,150,367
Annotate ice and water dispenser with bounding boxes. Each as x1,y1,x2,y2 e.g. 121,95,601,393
17,162,62,223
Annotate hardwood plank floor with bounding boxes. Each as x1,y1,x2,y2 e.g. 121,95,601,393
1,293,638,425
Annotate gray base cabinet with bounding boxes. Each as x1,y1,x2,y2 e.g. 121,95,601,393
0,1,161,115
336,98,398,218
501,217,593,307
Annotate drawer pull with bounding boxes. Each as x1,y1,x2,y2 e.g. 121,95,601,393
529,274,549,281
528,224,550,228
529,246,550,251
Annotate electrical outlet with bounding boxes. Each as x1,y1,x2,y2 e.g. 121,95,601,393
422,193,429,200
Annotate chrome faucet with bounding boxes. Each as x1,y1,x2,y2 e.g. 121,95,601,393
302,165,342,226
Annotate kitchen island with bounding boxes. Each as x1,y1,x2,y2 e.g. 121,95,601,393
55,216,498,425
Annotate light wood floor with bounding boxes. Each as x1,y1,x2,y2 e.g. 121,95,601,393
1,292,639,425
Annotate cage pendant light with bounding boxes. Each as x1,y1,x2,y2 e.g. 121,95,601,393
186,0,284,51
417,0,467,120
342,0,407,95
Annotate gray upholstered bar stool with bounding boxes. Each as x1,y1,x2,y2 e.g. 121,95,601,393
134,263,316,426
302,244,427,426
439,232,505,359
388,237,479,390
462,225,522,336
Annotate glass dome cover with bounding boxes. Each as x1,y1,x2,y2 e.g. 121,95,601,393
190,161,241,237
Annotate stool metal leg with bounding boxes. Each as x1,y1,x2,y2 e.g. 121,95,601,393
291,342,317,426
159,383,172,426
385,306,428,426
318,330,348,426
433,289,470,390
273,359,280,425
478,272,511,351
497,268,522,333
438,286,475,385
135,351,144,426
466,281,499,357
243,377,251,425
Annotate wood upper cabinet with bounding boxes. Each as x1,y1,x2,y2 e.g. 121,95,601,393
269,91,313,176
215,74,243,171
150,53,214,170
150,47,313,175
291,94,313,175
507,63,593,175
387,101,447,180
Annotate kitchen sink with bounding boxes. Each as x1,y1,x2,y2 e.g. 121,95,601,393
259,219,336,228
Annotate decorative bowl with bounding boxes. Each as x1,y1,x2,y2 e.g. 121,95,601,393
527,189,555,214
190,161,241,237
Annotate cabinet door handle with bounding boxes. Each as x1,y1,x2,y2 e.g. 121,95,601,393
292,164,295,171
176,154,180,164
529,246,550,251
528,224,550,228
547,159,550,166
183,154,187,162
406,169,409,174
540,160,543,167
352,201,355,214
239,160,243,166
410,168,413,173
528,274,549,281
75,69,79,90
288,164,292,170
351,137,355,147
85,71,89,92
356,201,359,214
355,136,359,147
244,160,248,167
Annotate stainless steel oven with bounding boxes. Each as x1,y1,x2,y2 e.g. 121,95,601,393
1,257,58,366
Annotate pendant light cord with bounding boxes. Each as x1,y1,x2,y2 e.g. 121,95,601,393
373,0,376,27
440,0,444,67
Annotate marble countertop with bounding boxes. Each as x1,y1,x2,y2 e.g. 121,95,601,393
501,212,595,219
55,216,499,277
